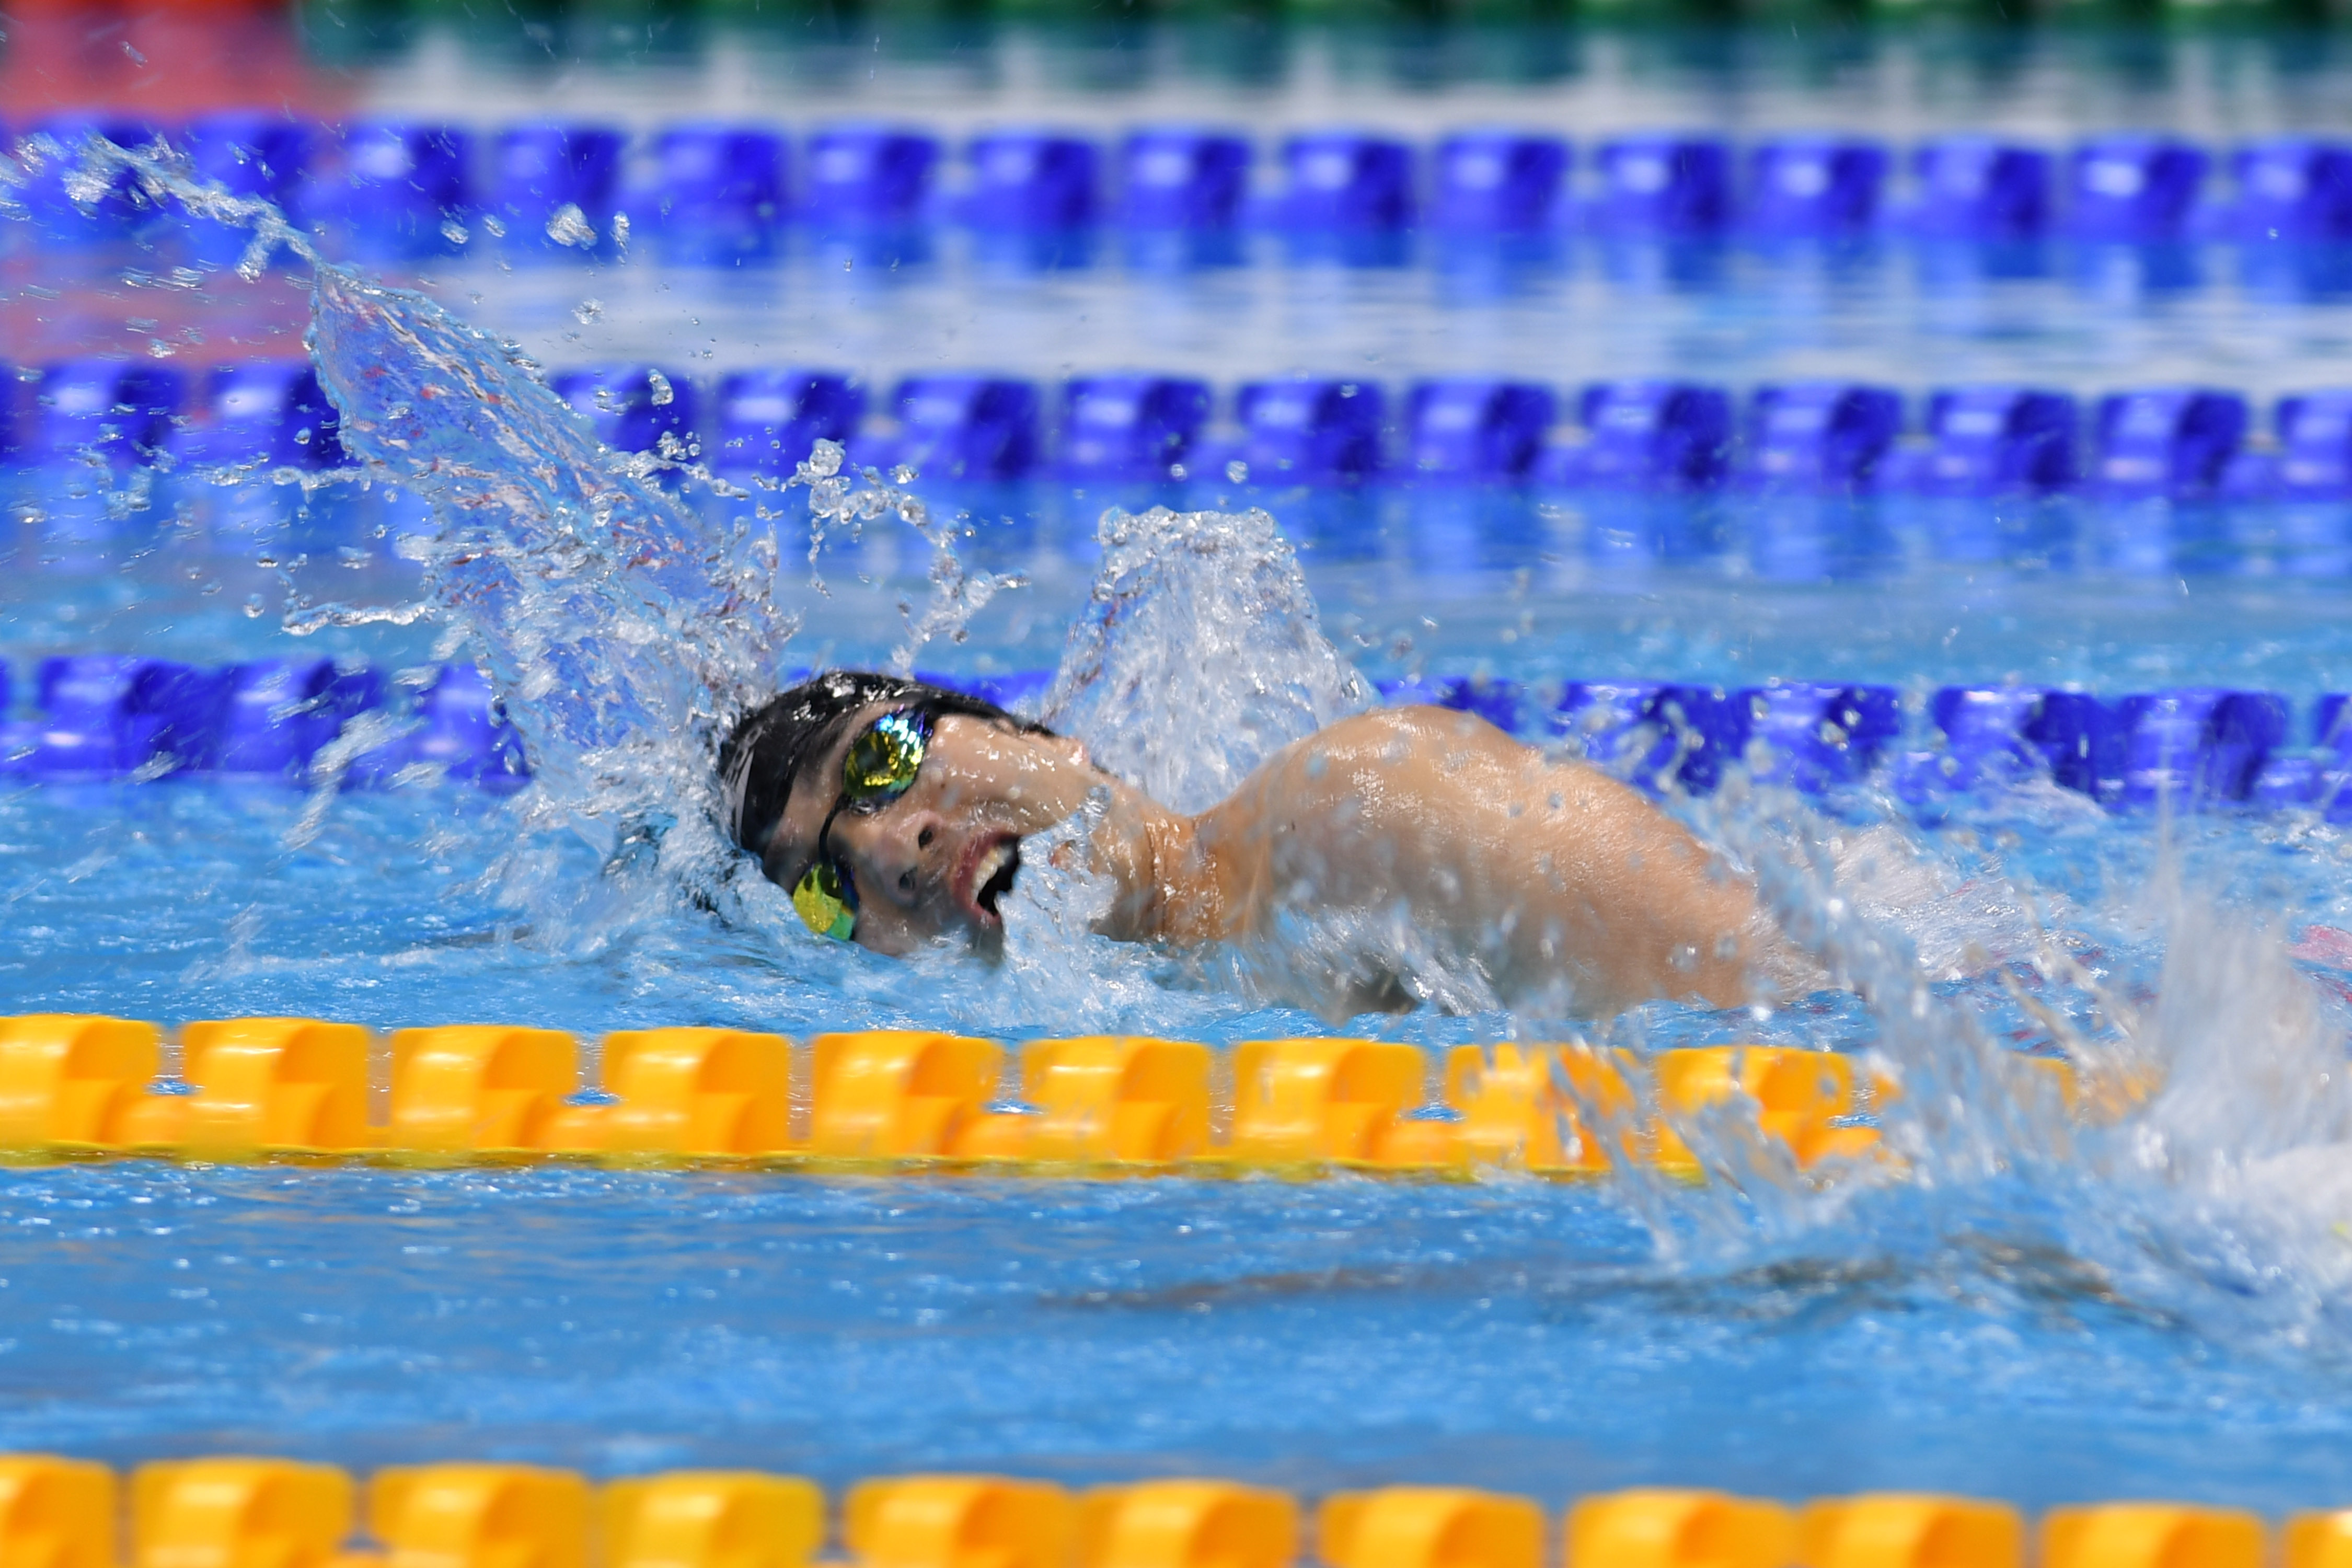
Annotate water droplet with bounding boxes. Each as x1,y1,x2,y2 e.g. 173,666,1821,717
546,204,597,249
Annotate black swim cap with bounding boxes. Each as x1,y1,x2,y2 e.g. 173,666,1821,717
718,671,1045,875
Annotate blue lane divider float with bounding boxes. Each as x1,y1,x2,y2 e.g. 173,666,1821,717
1120,127,1252,240
0,660,526,791
1173,671,2352,818
1062,378,1213,481
1569,678,2350,817
709,370,864,478
2234,138,2352,243
185,362,347,471
2229,390,2352,499
19,359,185,471
1592,136,1731,239
2089,389,2246,500
1904,137,2049,244
2067,134,2208,245
1543,382,1734,490
348,666,530,790
1,654,2344,821
23,117,2352,266
856,377,1042,481
804,124,938,230
1746,136,1887,240
1278,132,1416,233
650,123,791,266
1740,384,1904,492
17,355,2352,516
964,132,1098,233
1431,131,1570,235
1886,386,2079,498
1403,381,1555,481
1515,680,1897,795
490,121,626,257
334,120,473,262
1226,379,1386,487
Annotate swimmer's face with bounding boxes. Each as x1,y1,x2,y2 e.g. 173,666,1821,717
764,702,1098,957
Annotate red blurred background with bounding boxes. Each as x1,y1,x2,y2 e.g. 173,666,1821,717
2,3,352,118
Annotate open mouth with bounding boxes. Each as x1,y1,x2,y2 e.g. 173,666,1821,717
972,838,1021,921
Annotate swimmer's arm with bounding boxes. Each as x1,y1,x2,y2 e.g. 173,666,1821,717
1201,708,1769,1011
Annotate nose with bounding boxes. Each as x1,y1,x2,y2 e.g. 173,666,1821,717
834,802,948,907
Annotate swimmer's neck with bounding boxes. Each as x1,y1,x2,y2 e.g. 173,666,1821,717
1076,785,1229,946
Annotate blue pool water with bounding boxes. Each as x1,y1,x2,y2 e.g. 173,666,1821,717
8,1161,2352,1509
11,64,2352,1512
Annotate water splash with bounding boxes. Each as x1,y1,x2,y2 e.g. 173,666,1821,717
31,134,985,942
1043,504,1371,814
290,264,815,952
794,441,1030,675
1588,757,2352,1356
8,128,316,280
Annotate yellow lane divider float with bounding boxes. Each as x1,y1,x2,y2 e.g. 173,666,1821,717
0,1457,2323,1568
0,1013,2095,1177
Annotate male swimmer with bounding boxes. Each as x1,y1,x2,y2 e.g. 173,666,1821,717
720,670,1791,1019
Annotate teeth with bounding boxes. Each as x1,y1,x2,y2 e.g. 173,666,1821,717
973,843,1013,893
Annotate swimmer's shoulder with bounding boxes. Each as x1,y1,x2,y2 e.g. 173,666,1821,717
1310,704,1521,754
1234,707,1528,798
1293,706,1623,797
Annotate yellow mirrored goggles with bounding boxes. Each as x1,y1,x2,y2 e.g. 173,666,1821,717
790,707,936,942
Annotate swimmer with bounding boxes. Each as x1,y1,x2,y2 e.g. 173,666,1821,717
720,670,1794,1019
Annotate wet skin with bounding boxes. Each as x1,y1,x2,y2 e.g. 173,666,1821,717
764,702,1777,1017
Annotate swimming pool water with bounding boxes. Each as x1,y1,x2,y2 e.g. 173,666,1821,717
8,1155,2352,1509
13,30,2352,1513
